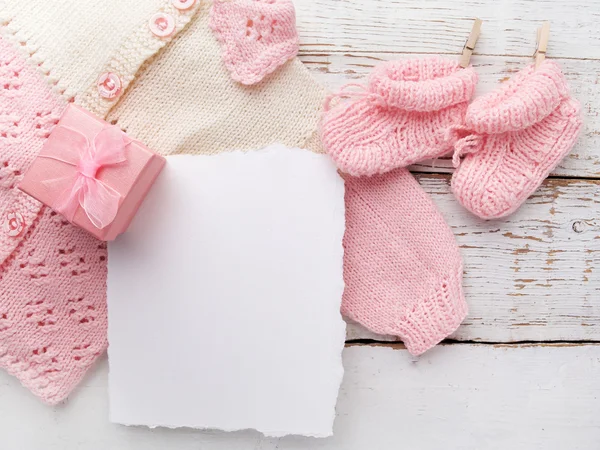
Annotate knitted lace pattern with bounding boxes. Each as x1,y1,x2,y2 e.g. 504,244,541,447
0,35,107,405
209,0,299,85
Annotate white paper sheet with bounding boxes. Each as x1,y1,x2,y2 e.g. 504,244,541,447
107,145,346,437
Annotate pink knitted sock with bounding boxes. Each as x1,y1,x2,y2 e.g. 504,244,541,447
0,36,107,405
342,169,467,355
451,60,583,219
321,57,478,176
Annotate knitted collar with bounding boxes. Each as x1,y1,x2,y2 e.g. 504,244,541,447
465,60,570,134
210,0,299,85
368,57,478,112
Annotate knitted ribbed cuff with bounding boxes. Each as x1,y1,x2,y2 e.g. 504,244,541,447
368,57,478,112
394,267,468,356
465,60,570,134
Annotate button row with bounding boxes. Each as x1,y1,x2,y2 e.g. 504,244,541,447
97,0,197,100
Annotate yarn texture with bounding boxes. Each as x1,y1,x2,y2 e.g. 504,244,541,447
321,58,478,176
342,169,468,356
210,0,299,85
452,60,582,219
0,0,200,117
0,0,325,405
0,36,107,405
107,2,326,155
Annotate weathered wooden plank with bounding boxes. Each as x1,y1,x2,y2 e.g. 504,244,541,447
2,344,599,449
295,0,600,59
344,174,600,343
299,52,600,178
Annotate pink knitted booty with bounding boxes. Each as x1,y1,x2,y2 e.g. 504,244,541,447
0,36,107,405
451,60,583,219
321,58,478,176
342,169,468,355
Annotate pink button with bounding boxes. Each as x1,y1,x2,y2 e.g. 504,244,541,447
149,13,176,38
97,72,122,99
171,0,196,10
3,211,25,237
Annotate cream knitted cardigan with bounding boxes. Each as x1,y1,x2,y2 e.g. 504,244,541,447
107,5,326,155
0,0,326,154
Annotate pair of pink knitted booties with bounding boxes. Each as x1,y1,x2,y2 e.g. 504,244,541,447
323,57,582,219
322,57,581,356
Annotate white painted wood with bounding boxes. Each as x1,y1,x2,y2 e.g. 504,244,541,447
299,53,600,178
1,345,599,449
346,175,600,343
295,0,600,60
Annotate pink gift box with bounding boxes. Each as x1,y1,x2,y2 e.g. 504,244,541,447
19,104,165,241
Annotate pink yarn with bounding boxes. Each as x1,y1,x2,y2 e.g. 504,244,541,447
209,0,299,85
0,36,107,405
321,58,478,176
451,60,583,219
342,169,468,356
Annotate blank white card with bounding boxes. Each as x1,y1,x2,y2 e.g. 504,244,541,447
107,145,346,437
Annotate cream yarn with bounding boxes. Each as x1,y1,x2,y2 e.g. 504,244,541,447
0,0,200,118
106,1,326,155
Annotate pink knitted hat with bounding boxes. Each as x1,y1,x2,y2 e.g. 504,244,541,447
0,36,107,405
321,58,478,176
342,169,468,355
451,60,582,219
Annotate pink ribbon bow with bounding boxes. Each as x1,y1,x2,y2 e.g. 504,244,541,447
39,125,128,229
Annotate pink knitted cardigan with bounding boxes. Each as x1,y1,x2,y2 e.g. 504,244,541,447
451,60,582,219
0,36,107,405
321,58,478,176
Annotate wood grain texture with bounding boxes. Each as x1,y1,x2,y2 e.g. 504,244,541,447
295,0,600,59
293,0,600,345
2,345,599,449
298,52,600,178
345,174,600,343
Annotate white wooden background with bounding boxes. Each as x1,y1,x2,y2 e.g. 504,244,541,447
1,0,599,448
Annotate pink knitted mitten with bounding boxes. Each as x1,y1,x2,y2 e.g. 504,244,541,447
451,61,582,219
0,36,107,405
342,169,468,355
321,58,478,176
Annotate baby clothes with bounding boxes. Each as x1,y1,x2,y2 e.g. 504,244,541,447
321,57,472,354
451,60,582,219
321,58,478,176
0,35,107,405
0,0,200,403
0,0,326,402
343,169,467,355
106,2,325,156
210,0,300,85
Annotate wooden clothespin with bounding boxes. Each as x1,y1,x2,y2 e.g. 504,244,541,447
535,22,550,69
460,18,482,68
